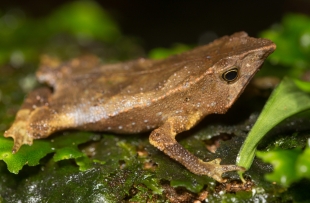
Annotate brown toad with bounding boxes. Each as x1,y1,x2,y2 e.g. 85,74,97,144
5,32,276,182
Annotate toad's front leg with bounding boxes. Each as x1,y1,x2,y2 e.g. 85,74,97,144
149,116,245,182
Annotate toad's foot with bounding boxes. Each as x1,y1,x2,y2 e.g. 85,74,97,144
4,109,34,153
196,159,245,182
4,87,52,153
5,106,70,153
149,118,245,182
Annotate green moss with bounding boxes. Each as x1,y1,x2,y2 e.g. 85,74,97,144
0,132,96,174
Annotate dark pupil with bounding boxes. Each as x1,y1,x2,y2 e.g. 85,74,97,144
223,68,238,82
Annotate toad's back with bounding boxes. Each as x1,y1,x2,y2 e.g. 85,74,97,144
36,32,272,123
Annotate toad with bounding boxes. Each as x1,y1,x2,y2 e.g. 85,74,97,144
5,32,276,182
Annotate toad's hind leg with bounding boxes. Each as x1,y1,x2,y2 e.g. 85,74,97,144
4,87,61,153
149,117,245,182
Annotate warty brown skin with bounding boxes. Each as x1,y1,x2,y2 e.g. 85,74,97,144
5,32,276,182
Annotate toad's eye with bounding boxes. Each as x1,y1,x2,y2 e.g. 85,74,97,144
222,68,239,83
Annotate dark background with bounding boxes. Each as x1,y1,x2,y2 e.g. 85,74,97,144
2,0,310,50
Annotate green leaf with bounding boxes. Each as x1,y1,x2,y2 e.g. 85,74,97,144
256,140,310,187
256,149,302,187
237,78,310,172
296,140,310,179
0,132,95,173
